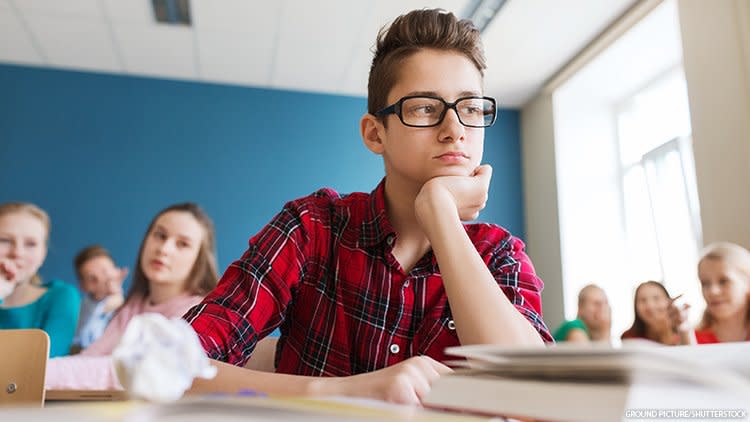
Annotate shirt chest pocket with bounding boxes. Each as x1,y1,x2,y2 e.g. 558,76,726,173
413,307,459,359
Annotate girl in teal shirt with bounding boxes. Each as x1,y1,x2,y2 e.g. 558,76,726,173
0,202,80,357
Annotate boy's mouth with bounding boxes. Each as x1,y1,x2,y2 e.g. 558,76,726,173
434,152,469,164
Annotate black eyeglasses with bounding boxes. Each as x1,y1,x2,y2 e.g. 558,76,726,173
374,95,497,128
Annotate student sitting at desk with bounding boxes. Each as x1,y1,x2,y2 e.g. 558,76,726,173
0,202,80,358
553,284,610,343
693,242,750,343
621,280,692,345
45,203,218,389
184,8,552,406
71,245,128,352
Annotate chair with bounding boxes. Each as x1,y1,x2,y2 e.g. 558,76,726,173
0,329,49,407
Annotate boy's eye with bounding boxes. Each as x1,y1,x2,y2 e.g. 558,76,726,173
410,104,438,115
24,241,38,248
460,105,483,115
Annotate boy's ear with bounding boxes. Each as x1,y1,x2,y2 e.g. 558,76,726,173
360,113,385,155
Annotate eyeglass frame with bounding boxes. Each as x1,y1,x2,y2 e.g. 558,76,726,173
373,95,498,128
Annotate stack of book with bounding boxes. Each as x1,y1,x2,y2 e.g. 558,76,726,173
424,341,750,422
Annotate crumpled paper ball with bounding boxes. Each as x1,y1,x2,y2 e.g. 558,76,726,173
112,313,217,402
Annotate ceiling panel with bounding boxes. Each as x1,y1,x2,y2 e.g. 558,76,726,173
196,29,275,86
271,0,371,93
192,0,282,32
25,14,120,71
102,0,153,24
13,0,102,19
0,9,43,65
482,0,635,106
113,23,196,79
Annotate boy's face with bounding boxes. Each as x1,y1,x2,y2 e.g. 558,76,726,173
368,49,485,186
79,255,119,300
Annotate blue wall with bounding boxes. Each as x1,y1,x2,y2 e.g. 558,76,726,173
0,64,524,289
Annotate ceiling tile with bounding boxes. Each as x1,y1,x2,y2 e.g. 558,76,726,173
13,0,102,19
0,10,43,65
191,0,282,31
271,0,371,92
196,29,275,86
482,0,635,106
113,23,196,79
102,0,153,24
25,14,120,71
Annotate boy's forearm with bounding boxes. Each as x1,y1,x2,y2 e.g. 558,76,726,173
188,359,338,397
423,211,544,347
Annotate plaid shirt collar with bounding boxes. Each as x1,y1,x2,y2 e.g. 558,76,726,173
359,178,439,277
358,178,396,248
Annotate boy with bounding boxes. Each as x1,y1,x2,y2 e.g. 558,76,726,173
72,245,127,351
185,8,552,404
554,284,611,342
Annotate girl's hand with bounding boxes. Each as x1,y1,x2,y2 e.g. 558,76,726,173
0,259,19,299
0,258,19,283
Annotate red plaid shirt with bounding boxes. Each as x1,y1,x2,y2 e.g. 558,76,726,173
184,180,552,376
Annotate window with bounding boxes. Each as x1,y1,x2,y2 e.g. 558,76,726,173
616,68,703,314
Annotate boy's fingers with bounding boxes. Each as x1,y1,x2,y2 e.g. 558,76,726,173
474,164,493,180
420,355,453,375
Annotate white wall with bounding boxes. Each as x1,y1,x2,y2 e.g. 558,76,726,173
678,0,750,249
521,94,565,331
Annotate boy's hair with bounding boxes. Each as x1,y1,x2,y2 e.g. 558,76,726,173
697,242,750,329
367,8,487,116
0,202,50,285
125,202,218,304
577,284,605,308
73,245,113,280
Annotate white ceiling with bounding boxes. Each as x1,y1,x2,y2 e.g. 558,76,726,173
0,0,636,107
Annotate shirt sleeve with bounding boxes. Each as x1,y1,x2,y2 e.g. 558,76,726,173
183,200,311,366
80,302,132,356
487,234,554,343
45,356,121,390
41,283,81,357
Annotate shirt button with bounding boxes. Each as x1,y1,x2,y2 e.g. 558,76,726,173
386,235,395,246
403,279,410,288
447,320,456,330
389,343,400,354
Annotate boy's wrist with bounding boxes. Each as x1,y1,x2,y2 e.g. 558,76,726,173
305,376,345,397
415,183,458,228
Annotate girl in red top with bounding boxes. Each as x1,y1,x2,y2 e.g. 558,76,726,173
621,281,692,345
694,242,750,344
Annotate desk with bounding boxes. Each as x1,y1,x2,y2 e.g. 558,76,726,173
1,396,500,422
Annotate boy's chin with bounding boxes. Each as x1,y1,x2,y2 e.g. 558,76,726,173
430,167,474,178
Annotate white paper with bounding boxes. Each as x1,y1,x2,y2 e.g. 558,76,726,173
111,313,217,402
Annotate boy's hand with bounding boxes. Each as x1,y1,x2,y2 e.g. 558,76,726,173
329,355,452,405
105,267,128,297
415,165,493,228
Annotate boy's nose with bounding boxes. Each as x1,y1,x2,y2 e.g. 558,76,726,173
438,109,466,142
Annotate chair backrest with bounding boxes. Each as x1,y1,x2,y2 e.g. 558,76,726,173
0,329,49,407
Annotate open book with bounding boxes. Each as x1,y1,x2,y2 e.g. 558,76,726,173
423,341,750,422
